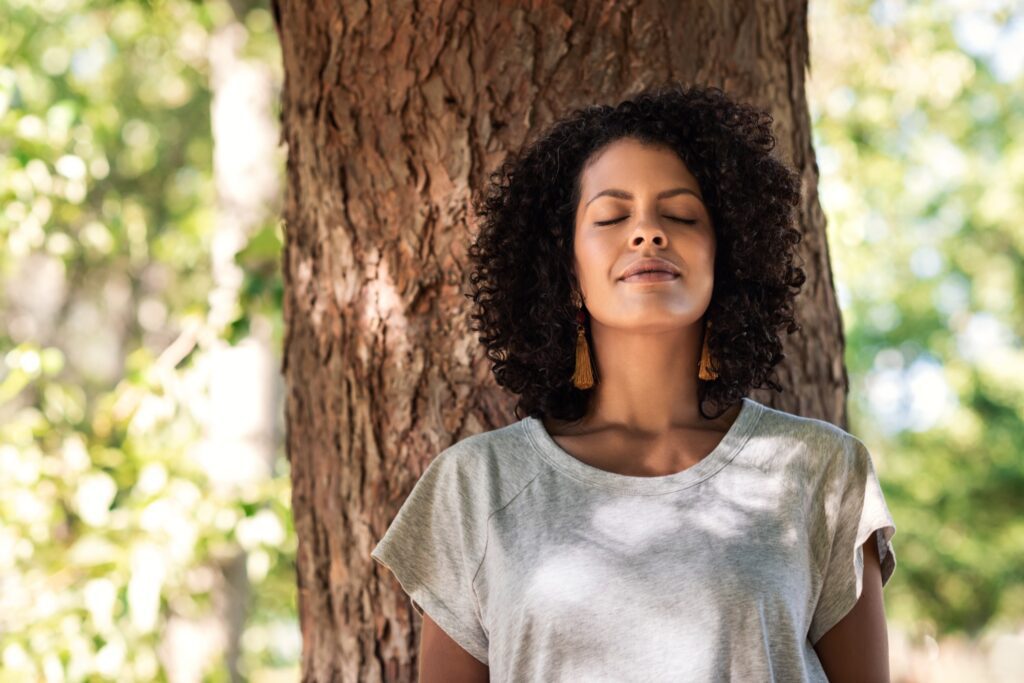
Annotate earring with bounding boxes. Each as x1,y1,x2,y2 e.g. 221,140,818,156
572,292,595,389
698,319,719,380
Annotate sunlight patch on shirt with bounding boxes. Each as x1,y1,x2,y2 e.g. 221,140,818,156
525,546,606,607
590,497,683,548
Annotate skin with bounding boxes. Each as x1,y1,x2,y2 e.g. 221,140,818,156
814,535,891,682
418,613,489,682
542,136,892,679
543,136,742,472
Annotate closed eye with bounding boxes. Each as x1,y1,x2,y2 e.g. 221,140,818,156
595,216,697,226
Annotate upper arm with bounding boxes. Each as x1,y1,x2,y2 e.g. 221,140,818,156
813,536,890,683
419,611,490,683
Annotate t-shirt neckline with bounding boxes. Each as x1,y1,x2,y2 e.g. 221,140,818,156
521,396,765,494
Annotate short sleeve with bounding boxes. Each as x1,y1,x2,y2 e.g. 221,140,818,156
370,447,490,665
809,437,897,646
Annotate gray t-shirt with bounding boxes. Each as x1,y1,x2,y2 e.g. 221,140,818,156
370,396,897,681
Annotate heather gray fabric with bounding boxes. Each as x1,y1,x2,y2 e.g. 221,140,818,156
370,396,897,682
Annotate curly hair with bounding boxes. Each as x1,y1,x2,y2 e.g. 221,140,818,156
465,82,806,422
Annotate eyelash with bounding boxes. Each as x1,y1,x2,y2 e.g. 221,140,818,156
594,216,697,226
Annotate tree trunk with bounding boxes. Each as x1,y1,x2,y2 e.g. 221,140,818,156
270,1,844,680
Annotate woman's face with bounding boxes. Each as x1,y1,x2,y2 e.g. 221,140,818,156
572,136,716,333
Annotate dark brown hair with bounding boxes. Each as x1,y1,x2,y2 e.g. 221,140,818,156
466,83,806,421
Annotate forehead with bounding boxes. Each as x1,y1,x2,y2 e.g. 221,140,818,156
579,138,699,192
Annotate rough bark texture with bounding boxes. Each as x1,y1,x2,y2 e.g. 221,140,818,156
270,1,846,680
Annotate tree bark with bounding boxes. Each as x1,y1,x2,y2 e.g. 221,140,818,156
270,1,845,680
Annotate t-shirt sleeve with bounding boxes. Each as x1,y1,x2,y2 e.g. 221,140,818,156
809,436,897,646
370,446,490,665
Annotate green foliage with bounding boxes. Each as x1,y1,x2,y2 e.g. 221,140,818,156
230,222,283,347
810,0,1024,637
0,0,293,680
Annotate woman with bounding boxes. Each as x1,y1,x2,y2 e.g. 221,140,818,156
371,83,897,682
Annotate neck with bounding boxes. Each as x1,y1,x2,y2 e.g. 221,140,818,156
577,320,714,434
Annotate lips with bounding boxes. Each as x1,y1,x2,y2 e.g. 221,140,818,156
621,271,679,283
618,257,682,280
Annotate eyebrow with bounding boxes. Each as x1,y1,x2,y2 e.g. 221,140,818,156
584,187,703,207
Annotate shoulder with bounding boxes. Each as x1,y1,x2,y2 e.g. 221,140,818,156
755,401,856,446
425,418,545,516
749,400,868,478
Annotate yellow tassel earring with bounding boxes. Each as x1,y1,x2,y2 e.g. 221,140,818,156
698,319,719,380
572,293,595,389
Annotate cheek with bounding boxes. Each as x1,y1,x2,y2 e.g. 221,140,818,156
574,234,613,277
688,231,716,265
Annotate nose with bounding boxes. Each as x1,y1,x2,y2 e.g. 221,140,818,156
629,222,667,247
